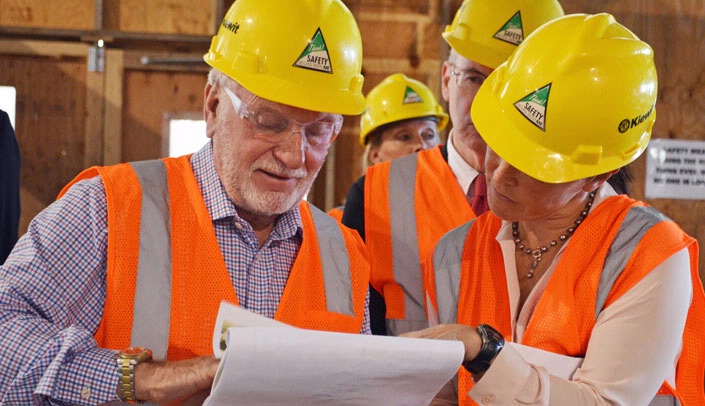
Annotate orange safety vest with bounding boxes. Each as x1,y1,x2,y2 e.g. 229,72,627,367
60,156,369,361
365,146,475,335
327,205,344,223
427,195,705,405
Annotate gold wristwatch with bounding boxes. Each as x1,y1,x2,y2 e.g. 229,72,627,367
116,347,152,403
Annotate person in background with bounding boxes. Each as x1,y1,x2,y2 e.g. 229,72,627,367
328,73,448,221
360,73,448,168
0,0,371,404
409,13,705,405
0,109,20,265
343,0,565,336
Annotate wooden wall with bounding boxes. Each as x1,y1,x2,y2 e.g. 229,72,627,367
0,50,90,232
0,0,217,33
0,0,217,234
1,0,704,280
121,70,207,162
0,0,94,30
105,0,216,34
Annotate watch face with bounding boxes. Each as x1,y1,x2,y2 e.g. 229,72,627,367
120,347,153,361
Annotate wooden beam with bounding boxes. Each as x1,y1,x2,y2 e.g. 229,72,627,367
122,50,209,72
213,0,225,34
0,39,87,57
0,27,211,53
104,49,124,165
85,58,105,168
95,0,104,30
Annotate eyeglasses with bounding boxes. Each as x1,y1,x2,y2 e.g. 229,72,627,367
223,86,343,148
448,64,487,90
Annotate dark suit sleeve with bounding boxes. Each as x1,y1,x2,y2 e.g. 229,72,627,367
0,110,21,264
341,174,366,241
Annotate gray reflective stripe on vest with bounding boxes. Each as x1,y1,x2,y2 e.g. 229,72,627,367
595,206,669,318
433,221,475,325
649,395,680,406
306,202,354,316
128,160,172,362
595,206,679,406
386,154,427,335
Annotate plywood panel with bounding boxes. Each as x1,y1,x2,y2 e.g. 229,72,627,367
359,20,418,60
329,116,364,208
0,53,89,233
421,18,445,60
0,0,94,30
105,0,216,35
122,70,207,162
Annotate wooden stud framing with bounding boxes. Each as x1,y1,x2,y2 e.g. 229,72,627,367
104,48,124,165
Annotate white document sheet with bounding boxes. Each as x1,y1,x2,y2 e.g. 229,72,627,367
204,301,464,406
211,301,288,358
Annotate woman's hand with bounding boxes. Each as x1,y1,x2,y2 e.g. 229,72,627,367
402,324,482,363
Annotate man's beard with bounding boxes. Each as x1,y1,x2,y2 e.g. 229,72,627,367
212,115,326,217
234,159,317,216
216,145,319,217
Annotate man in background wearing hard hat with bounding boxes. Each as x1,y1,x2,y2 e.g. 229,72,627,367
342,0,565,336
0,1,370,404
359,73,448,168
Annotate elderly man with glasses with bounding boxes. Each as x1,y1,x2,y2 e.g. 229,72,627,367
0,0,371,404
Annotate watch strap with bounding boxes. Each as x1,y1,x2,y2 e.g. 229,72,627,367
116,347,152,404
462,324,505,375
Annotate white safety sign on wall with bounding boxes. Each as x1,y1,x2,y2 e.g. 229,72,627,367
645,138,705,200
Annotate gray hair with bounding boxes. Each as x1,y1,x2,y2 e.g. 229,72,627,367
207,69,233,88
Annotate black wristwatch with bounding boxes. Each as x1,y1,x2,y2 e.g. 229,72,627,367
462,324,505,375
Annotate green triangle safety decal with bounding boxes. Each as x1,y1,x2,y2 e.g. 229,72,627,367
293,28,333,74
403,86,423,104
493,11,524,45
514,83,551,131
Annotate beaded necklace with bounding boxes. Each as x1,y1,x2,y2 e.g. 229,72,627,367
512,191,596,279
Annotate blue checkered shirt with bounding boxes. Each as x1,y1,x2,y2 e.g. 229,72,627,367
0,142,370,405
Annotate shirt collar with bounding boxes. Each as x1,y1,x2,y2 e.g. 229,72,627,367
446,129,480,193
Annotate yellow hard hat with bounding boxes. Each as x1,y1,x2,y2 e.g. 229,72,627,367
204,0,365,115
359,73,449,147
443,0,564,69
472,13,657,183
